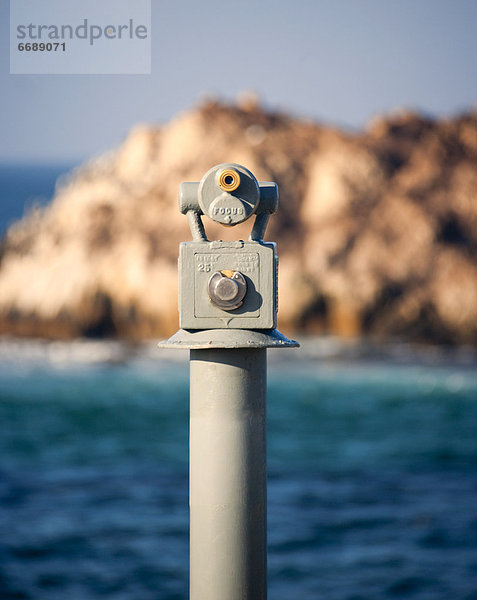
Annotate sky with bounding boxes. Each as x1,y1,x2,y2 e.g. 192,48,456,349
1,0,477,163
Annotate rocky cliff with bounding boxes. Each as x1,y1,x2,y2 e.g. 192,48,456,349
1,98,476,343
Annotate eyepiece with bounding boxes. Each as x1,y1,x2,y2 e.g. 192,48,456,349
217,168,241,192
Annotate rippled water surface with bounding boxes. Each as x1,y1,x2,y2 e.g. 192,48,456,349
1,338,476,599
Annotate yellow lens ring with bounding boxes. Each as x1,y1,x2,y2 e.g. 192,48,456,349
217,168,241,192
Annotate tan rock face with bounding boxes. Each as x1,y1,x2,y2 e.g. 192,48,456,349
0,99,476,344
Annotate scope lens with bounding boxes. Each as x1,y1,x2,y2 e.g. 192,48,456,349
217,168,241,192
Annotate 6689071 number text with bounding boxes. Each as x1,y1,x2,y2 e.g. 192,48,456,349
17,42,66,52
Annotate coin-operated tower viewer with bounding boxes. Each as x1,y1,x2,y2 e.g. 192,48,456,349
159,163,298,600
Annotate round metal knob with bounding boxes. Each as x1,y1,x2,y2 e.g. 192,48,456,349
215,277,239,301
208,271,247,311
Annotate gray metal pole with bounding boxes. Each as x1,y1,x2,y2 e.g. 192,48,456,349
189,348,267,600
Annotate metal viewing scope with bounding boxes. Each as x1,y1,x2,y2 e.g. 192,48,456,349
177,163,280,330
158,162,298,600
179,163,278,241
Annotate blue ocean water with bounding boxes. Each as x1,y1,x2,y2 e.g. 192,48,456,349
0,163,76,235
0,338,476,600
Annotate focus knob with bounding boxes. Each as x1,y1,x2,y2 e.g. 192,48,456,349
208,271,247,311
